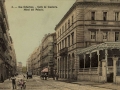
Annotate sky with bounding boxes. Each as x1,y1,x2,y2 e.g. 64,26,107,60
5,0,76,66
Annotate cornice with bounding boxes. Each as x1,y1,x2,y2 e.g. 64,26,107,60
55,1,120,31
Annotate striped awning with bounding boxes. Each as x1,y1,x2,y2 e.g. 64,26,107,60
41,68,48,72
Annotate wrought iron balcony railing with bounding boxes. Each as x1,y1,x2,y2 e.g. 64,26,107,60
60,47,68,56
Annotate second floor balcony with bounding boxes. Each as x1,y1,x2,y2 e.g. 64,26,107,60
60,47,68,56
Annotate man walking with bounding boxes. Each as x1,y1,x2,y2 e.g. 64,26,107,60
11,75,16,90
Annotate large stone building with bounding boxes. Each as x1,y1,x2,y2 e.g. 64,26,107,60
0,0,17,82
40,33,56,77
27,33,57,77
55,0,120,82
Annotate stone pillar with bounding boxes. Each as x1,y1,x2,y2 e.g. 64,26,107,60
84,54,86,68
67,56,69,79
97,50,100,74
75,54,79,80
57,59,58,73
112,57,118,83
102,59,107,82
64,57,66,78
60,58,62,78
62,57,64,78
89,53,92,68
58,59,60,77
105,49,108,74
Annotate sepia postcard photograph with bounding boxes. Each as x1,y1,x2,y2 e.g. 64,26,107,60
0,0,120,90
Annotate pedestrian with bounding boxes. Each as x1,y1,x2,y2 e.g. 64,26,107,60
19,79,24,90
53,73,55,80
26,72,28,79
11,75,16,89
23,74,25,78
1,74,4,83
56,73,59,80
9,75,11,81
44,73,47,80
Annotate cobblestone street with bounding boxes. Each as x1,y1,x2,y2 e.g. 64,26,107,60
0,75,116,90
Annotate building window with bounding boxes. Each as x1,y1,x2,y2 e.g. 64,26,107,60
103,12,107,21
62,26,64,32
58,32,59,37
58,43,59,52
60,29,61,35
68,35,70,46
62,40,64,48
91,12,95,20
65,23,67,30
71,32,74,44
115,12,119,21
103,32,108,39
60,42,61,50
65,38,67,47
68,19,70,28
91,31,96,39
72,15,74,24
115,32,119,41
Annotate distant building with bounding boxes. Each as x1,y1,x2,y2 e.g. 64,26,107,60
17,62,22,74
27,33,57,77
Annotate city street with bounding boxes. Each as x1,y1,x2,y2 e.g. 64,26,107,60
0,75,112,90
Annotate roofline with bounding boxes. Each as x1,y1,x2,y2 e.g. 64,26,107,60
55,2,77,31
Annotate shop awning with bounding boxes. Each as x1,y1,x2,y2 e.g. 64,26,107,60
41,68,48,72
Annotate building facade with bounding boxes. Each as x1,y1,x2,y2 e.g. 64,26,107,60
17,62,22,74
27,33,57,77
55,0,120,80
76,0,120,83
40,33,56,77
0,0,17,82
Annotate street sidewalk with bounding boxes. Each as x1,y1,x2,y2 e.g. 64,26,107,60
57,78,120,90
0,75,24,90
0,79,12,90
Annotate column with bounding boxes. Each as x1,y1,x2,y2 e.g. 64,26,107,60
105,49,108,74
112,56,118,83
64,57,66,78
89,53,92,81
101,59,107,82
97,50,100,74
75,54,79,80
89,53,92,68
84,54,86,68
67,56,69,79
60,58,62,78
70,57,72,79
65,57,67,78
61,57,63,78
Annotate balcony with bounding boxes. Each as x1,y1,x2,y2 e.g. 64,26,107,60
79,20,120,26
0,13,7,33
0,13,3,21
0,33,7,51
60,47,68,56
91,21,96,24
